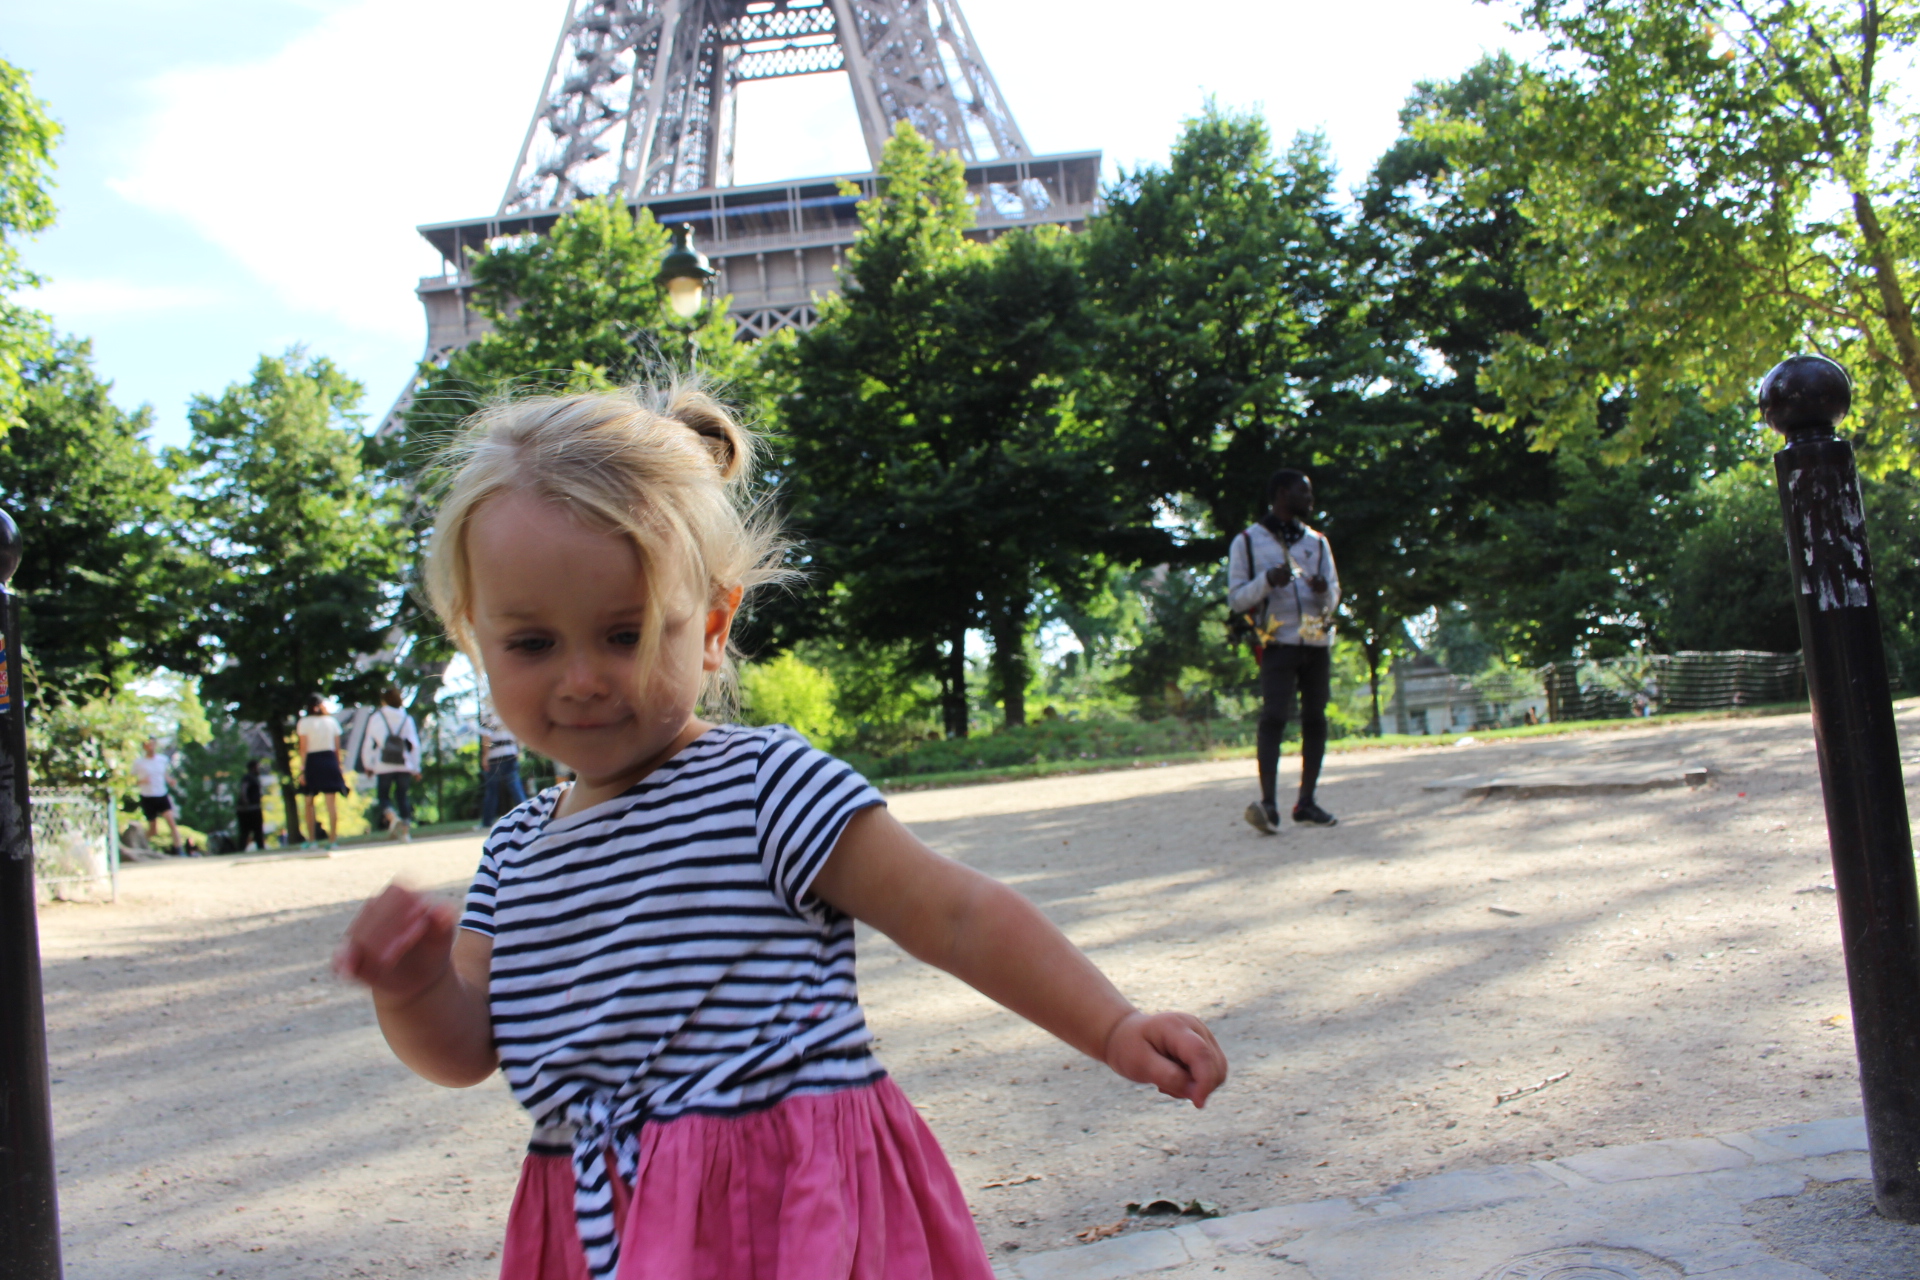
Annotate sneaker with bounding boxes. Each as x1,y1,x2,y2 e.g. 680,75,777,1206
398,822,411,843
1293,800,1338,827
1243,802,1280,835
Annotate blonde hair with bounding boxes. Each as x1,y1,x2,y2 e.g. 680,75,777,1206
423,381,787,710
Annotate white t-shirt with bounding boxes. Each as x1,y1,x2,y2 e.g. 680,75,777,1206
132,754,170,797
296,714,342,754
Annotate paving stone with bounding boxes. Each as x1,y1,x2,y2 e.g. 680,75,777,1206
1553,1135,1751,1183
1745,1115,1868,1159
1007,1227,1192,1280
1186,1196,1364,1254
1361,1163,1563,1216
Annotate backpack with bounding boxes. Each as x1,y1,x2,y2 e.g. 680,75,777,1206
378,709,408,767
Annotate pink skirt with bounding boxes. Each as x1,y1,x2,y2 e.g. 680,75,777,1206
499,1077,995,1280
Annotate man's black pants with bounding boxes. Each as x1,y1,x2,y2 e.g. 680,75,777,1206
236,809,266,851
1257,643,1331,810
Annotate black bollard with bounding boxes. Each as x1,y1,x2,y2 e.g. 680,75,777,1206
1764,355,1920,1222
0,505,63,1274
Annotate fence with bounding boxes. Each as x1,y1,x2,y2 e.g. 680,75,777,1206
30,788,117,903
1538,651,1805,723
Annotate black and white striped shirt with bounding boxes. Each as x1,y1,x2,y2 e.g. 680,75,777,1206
460,723,886,1279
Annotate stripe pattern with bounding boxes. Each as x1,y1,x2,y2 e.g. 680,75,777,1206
460,724,886,1280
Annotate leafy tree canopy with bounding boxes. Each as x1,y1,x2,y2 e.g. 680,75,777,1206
1434,0,1920,462
0,58,59,430
0,338,186,699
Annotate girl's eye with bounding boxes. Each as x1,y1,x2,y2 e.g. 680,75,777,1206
609,629,641,648
504,636,554,655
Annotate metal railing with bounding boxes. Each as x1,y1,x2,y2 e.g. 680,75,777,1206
29,788,115,903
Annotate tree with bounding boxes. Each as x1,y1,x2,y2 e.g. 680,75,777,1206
1455,0,1920,461
0,338,187,699
781,125,1129,734
0,59,58,430
177,351,405,839
1080,105,1367,542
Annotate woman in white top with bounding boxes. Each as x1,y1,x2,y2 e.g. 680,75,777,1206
132,737,182,854
296,693,350,850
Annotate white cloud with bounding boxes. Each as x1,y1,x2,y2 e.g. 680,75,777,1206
109,0,559,344
20,277,228,320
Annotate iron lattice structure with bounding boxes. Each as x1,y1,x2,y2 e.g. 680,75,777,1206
501,0,1031,214
389,0,1098,425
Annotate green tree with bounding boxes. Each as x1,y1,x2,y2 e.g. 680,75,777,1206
1080,105,1366,539
0,338,187,699
176,351,404,839
1454,0,1920,460
0,59,58,430
781,125,1127,735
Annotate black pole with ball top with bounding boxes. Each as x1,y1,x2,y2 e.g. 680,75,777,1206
1764,355,1920,1223
0,505,62,1275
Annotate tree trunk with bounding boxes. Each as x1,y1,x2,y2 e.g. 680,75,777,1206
1851,191,1920,414
987,596,1030,730
943,625,969,739
270,710,301,843
1364,636,1384,736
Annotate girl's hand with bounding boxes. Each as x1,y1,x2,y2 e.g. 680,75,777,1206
1103,1011,1228,1108
333,883,456,1006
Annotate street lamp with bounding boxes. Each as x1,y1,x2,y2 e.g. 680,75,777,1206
657,223,715,320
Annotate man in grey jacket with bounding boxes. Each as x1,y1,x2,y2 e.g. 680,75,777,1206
1227,468,1340,834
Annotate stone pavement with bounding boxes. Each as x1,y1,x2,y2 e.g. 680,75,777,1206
994,1116,1920,1279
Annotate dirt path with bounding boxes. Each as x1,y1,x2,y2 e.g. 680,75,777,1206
36,707,1885,1277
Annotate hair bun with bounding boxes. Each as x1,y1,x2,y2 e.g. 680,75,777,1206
667,388,750,482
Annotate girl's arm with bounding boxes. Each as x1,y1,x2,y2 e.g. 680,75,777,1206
334,883,498,1087
812,806,1227,1107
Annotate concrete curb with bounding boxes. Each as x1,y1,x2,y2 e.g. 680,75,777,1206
991,1116,1868,1280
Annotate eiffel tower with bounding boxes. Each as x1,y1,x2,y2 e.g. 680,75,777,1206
409,0,1100,366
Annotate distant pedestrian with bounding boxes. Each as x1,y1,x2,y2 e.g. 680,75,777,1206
296,693,350,851
360,686,422,841
478,699,526,827
132,737,183,855
236,758,268,851
1227,467,1341,835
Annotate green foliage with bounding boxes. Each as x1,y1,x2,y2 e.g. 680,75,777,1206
1082,105,1371,535
838,714,1254,782
0,339,186,699
394,197,754,461
1661,466,1801,652
172,713,267,837
175,350,405,836
738,651,849,748
1451,0,1920,461
0,58,58,429
23,692,146,796
780,124,1128,735
1114,563,1254,720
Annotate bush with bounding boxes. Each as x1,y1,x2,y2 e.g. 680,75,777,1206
838,715,1254,780
739,652,849,748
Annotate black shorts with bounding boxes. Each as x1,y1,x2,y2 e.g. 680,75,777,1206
139,794,174,821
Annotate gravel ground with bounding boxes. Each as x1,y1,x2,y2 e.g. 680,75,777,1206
34,704,1889,1278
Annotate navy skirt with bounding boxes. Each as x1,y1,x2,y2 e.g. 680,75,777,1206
300,750,349,795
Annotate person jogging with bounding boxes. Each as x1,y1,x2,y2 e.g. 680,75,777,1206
132,737,184,855
1227,468,1340,834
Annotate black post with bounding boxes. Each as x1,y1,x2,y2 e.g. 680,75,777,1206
1763,354,1920,1222
0,506,64,1274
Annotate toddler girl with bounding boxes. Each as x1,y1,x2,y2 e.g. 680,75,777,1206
334,385,1228,1280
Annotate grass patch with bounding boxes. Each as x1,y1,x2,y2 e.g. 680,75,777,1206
869,701,1810,792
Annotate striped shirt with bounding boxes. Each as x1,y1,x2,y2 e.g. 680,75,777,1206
460,723,885,1279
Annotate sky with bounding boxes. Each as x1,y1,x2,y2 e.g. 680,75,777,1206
1,0,1540,448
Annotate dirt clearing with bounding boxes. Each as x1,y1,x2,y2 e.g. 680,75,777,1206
36,706,1885,1277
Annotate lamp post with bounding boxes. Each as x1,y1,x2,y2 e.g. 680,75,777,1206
656,223,716,321
0,505,64,1276
1763,354,1920,1222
